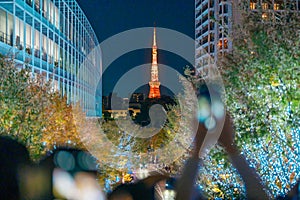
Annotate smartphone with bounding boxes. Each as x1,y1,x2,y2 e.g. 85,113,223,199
52,149,103,200
197,83,224,130
29,148,104,200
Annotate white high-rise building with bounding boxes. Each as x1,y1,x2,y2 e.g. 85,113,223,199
195,0,233,76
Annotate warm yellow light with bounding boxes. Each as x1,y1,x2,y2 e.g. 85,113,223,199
250,2,256,10
262,3,268,10
262,13,268,19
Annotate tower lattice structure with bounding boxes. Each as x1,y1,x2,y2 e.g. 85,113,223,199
148,27,161,99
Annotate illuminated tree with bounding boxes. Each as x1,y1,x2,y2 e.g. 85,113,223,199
195,5,300,199
0,56,83,160
41,95,84,151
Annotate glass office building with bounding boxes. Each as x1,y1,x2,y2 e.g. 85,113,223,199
0,0,102,116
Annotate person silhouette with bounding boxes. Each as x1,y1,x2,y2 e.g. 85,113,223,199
0,136,30,200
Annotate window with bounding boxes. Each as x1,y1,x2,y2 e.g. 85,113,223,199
209,22,214,30
209,33,214,41
262,3,269,10
42,35,47,61
59,47,64,67
7,13,13,46
34,0,40,13
0,9,6,43
34,30,40,57
49,1,54,24
54,6,59,28
48,38,54,63
218,39,228,49
274,3,280,10
26,24,32,51
26,0,32,7
69,19,73,41
42,0,48,18
250,2,256,10
209,44,214,53
54,42,59,65
224,39,228,49
224,16,228,24
15,18,24,49
224,4,228,13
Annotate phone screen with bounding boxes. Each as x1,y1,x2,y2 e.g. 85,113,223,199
51,149,104,200
197,83,224,130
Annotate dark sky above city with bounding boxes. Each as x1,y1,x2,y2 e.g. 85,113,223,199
76,0,195,97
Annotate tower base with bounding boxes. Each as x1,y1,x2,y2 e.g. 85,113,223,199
148,84,161,99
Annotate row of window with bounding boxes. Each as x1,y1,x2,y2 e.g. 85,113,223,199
196,2,229,17
0,1,101,116
250,0,300,10
21,0,96,56
0,7,99,91
0,9,13,46
196,37,228,58
0,5,97,72
250,2,283,10
25,0,60,30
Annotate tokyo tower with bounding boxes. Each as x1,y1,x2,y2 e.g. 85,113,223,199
148,27,161,99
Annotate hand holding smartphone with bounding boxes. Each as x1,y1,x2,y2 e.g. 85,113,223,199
196,82,226,157
197,83,225,131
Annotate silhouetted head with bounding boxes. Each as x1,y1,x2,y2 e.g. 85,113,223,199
0,136,30,200
108,174,169,200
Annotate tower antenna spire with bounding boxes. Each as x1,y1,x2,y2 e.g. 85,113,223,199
153,23,156,47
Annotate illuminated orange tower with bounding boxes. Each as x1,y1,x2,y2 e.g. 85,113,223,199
148,27,161,99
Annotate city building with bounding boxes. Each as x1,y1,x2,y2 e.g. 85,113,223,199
0,0,102,116
148,27,161,99
102,95,110,110
105,109,128,119
195,0,299,76
195,0,233,76
104,108,141,119
130,93,145,103
102,93,142,119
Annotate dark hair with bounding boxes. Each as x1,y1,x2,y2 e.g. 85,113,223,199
0,136,30,200
108,174,169,200
108,182,155,200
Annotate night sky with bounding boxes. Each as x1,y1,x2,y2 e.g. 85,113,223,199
76,0,195,97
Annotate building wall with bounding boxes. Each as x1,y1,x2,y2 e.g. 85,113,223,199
195,0,233,77
0,0,102,116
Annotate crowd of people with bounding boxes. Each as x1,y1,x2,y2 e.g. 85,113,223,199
1,112,299,199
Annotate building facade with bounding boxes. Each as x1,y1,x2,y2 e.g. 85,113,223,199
195,0,299,76
195,0,233,76
0,0,102,116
